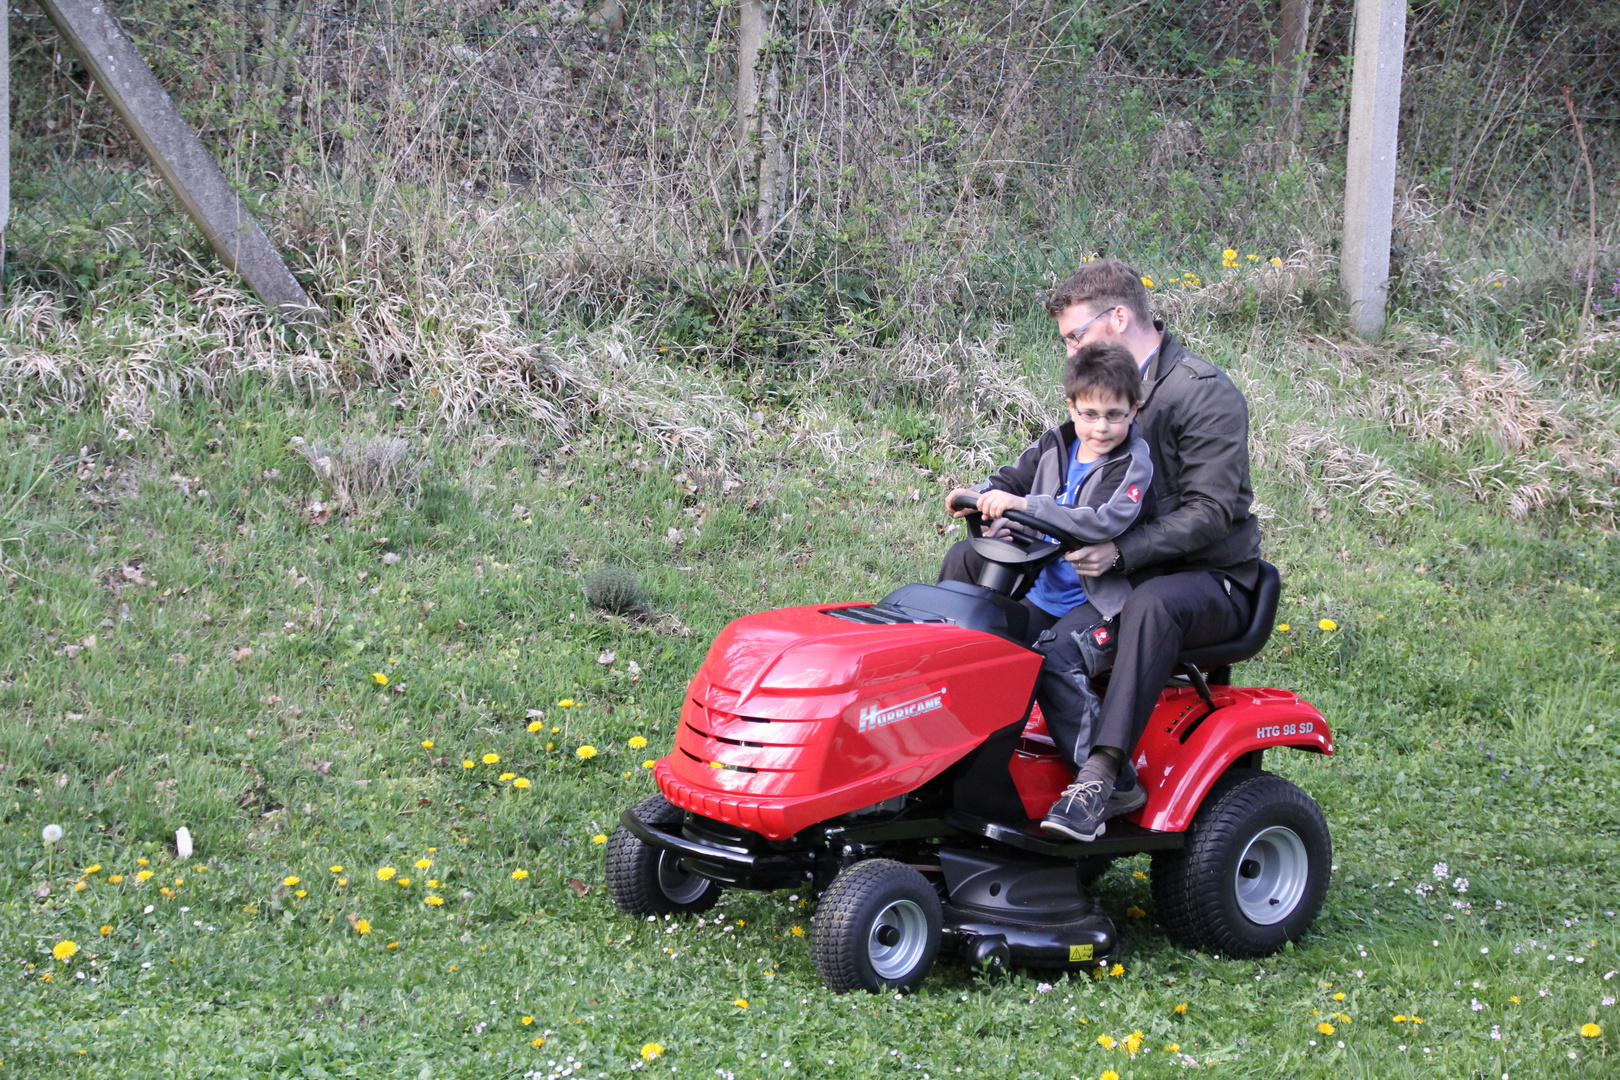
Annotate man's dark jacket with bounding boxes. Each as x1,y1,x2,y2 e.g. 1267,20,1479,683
1114,325,1261,590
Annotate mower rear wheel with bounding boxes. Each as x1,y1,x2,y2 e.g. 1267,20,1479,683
605,794,722,917
1150,770,1330,958
812,860,942,994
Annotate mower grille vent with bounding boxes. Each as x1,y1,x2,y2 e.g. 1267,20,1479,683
822,604,941,626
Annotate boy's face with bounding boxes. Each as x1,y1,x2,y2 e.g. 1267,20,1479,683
1067,391,1135,457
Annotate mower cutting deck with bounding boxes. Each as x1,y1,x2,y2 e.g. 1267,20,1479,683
607,497,1332,993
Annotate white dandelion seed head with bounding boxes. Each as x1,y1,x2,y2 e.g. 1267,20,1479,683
41,824,64,844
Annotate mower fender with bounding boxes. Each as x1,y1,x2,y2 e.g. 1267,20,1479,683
1132,687,1332,834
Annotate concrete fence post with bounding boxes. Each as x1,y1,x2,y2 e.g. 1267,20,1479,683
1341,0,1407,340
38,0,317,322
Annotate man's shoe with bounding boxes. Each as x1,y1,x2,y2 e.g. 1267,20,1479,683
1040,776,1112,842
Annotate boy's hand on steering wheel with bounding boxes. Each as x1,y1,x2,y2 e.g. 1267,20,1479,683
974,490,1027,522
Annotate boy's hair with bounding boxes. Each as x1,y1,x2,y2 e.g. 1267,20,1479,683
1046,257,1153,327
1064,342,1143,408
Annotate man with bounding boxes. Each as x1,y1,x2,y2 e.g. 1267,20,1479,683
1035,257,1261,841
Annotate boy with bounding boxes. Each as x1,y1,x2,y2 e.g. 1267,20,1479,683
943,341,1154,839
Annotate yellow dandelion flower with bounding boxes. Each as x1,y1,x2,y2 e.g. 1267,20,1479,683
1509,997,1520,1004
294,889,307,898
576,746,597,760
355,919,371,934
1124,1031,1144,1055
1333,992,1345,1001
499,772,516,782
1109,963,1124,977
1278,623,1291,631
421,740,434,749
642,760,656,769
512,869,529,880
1393,1014,1406,1022
528,721,543,732
733,998,749,1009
99,926,112,937
521,1016,534,1026
1125,905,1146,919
396,878,410,888
641,1043,665,1060
414,859,432,870
791,926,805,937
1318,618,1338,631
136,870,154,883
73,880,86,892
283,875,301,887
1098,1034,1116,1049
1164,1044,1180,1053
1270,256,1283,267
546,742,556,751
108,874,124,883
372,672,388,685
1101,1072,1119,1080
1222,248,1237,260
1582,1023,1603,1037
337,878,349,887
1317,1022,1335,1035
558,699,575,707
136,858,149,867
377,867,397,881
531,1037,547,1048
628,736,649,749
1133,870,1148,881
387,941,400,950
52,940,79,962
1247,253,1259,261
85,865,102,874
482,753,500,765
1174,1002,1188,1014
552,726,560,733
174,877,183,886
330,865,344,874
1141,277,1155,288
592,834,608,844
425,896,444,906
40,971,54,982
512,777,531,789
427,879,440,888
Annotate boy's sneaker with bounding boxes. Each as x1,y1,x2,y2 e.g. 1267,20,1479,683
1041,775,1112,842
1106,765,1147,819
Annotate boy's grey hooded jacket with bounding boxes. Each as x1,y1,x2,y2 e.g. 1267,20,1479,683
975,421,1154,619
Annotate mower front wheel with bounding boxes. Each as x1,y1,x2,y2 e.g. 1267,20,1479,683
605,794,722,917
1150,770,1330,958
812,859,942,994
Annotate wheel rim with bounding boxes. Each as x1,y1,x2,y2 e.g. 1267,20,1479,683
1233,825,1309,925
656,851,711,905
867,899,929,981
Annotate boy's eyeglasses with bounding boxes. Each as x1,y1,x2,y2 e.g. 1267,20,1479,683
1072,408,1135,425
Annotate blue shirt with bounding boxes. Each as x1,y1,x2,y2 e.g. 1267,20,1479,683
1024,444,1094,618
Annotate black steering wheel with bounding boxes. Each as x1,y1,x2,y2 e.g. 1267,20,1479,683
949,492,1088,571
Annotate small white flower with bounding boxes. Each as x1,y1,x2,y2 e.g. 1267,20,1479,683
1491,1026,1501,1039
1432,862,1450,880
1455,877,1469,893
41,824,64,844
1472,998,1485,1011
1603,996,1615,1006
1036,982,1052,993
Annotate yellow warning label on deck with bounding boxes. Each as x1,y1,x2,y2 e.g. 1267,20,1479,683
1069,944,1093,961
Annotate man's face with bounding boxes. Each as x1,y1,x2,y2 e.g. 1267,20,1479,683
1055,303,1122,358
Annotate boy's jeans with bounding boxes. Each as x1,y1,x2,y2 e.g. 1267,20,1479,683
1023,601,1108,770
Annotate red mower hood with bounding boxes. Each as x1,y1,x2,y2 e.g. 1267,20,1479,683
655,603,1042,839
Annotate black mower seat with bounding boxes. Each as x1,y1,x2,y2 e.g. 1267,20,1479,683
1176,560,1281,671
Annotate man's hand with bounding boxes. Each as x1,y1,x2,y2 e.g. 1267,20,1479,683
1066,541,1118,576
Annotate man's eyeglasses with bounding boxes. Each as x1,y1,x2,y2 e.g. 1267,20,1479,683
1058,306,1120,350
1072,408,1135,425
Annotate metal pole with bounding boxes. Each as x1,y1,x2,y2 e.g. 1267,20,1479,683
1341,0,1407,340
37,0,317,322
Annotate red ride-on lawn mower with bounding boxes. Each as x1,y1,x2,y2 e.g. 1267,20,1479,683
607,495,1334,993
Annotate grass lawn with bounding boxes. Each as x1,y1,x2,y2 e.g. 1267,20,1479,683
3,310,1619,1079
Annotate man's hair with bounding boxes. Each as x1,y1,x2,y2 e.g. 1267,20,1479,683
1046,257,1153,327
1064,342,1142,408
